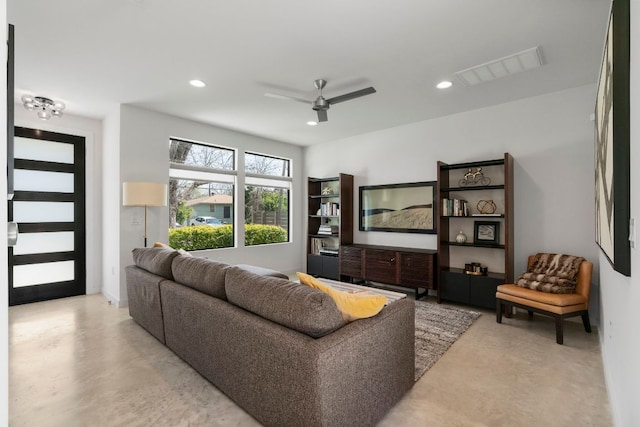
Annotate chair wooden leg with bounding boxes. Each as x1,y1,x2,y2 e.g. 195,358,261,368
496,300,503,324
581,312,592,333
555,317,564,345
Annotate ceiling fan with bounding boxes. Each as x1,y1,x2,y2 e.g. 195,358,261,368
265,79,376,123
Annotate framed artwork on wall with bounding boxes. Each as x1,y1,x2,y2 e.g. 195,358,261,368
359,181,436,234
594,0,631,276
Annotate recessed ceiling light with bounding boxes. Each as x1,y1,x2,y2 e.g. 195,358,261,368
307,121,318,126
436,81,453,89
189,79,206,88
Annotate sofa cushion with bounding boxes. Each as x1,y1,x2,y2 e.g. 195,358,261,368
235,264,288,279
297,272,387,321
171,255,229,300
225,266,345,338
132,247,179,280
154,242,192,257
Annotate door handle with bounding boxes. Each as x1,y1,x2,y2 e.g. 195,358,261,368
8,222,18,247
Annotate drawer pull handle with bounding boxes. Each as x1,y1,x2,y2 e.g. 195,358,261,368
389,257,395,263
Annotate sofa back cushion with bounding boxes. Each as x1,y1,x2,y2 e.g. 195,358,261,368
235,264,288,279
171,255,229,300
225,266,345,338
132,247,179,280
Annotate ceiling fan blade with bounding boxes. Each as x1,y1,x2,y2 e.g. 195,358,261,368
264,92,311,104
327,87,376,105
317,109,328,122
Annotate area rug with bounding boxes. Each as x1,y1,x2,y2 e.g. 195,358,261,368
414,300,481,381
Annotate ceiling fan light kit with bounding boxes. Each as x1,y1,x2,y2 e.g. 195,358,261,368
265,79,376,123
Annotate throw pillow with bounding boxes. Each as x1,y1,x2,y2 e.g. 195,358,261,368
296,272,387,321
515,253,585,294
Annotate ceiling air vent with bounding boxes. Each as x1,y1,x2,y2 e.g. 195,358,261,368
454,46,543,86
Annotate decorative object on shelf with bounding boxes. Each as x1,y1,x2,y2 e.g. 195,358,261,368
21,94,65,120
360,181,437,234
321,186,334,195
473,221,500,244
464,263,488,275
458,167,491,187
476,199,497,214
455,230,467,243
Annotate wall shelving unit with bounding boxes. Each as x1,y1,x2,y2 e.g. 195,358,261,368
436,153,514,308
306,173,353,280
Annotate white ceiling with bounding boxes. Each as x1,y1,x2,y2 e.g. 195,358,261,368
8,0,611,146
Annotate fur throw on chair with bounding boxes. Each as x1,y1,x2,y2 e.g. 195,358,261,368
515,253,585,294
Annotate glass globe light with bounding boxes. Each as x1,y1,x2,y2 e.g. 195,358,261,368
37,109,51,120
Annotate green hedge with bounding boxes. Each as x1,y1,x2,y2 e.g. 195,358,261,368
169,224,287,251
244,223,288,246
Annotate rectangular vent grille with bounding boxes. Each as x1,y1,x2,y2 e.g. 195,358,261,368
454,47,543,86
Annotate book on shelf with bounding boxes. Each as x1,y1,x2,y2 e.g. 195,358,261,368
317,224,339,235
319,247,339,256
319,202,340,216
441,198,469,216
310,238,323,255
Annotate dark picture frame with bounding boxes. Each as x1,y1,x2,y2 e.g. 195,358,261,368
474,221,500,245
359,181,436,234
594,0,631,276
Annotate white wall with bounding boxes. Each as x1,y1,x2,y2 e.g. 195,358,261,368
103,105,304,306
305,84,601,319
1,6,9,424
598,1,640,425
13,107,104,295
101,107,121,304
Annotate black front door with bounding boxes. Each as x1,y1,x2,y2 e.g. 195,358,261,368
8,127,86,305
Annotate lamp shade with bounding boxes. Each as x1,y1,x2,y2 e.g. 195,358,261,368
122,182,168,207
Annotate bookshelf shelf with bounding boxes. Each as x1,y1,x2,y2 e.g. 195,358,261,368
307,174,353,280
436,153,514,309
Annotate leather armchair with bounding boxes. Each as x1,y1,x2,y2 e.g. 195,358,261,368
496,255,593,345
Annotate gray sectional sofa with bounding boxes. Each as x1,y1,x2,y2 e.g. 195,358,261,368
126,247,415,427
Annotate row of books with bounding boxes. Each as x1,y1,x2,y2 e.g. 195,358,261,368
310,238,339,256
310,238,323,255
442,198,469,217
319,202,340,216
317,224,339,235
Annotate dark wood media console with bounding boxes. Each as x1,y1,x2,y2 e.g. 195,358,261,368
339,244,437,300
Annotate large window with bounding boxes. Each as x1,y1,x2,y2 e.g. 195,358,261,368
169,139,236,250
244,152,291,246
167,141,293,251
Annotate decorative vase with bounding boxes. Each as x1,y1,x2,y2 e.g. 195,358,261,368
455,230,467,243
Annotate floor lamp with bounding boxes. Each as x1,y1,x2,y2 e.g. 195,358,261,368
122,182,168,247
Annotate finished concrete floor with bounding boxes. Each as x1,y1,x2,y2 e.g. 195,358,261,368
9,294,612,426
